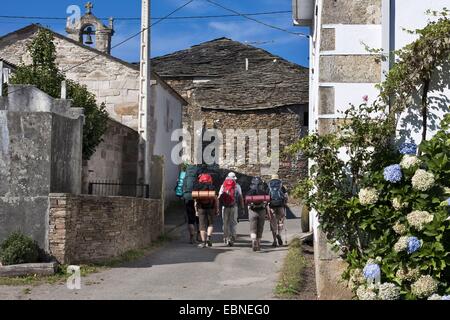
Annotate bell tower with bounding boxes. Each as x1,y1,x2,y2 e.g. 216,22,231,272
66,2,114,54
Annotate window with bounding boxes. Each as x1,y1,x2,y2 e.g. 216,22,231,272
303,112,309,127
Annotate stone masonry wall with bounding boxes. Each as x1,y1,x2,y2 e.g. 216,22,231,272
203,106,308,190
82,118,139,194
0,86,83,249
48,193,162,264
164,79,308,191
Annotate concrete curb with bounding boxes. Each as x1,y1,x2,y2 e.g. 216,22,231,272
0,262,57,277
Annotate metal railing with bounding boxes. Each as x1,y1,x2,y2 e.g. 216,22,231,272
88,181,150,198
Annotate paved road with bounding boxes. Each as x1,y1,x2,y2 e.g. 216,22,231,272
0,206,302,300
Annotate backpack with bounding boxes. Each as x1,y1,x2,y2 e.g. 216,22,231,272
247,177,268,210
268,179,285,207
248,177,267,196
182,165,199,201
175,171,186,198
220,179,237,207
194,173,215,208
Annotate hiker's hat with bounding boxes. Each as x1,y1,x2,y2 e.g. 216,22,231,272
271,174,279,180
227,172,237,180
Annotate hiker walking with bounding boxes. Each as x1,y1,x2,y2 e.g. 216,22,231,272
245,176,270,251
180,165,201,244
193,173,219,248
219,172,244,247
268,174,288,247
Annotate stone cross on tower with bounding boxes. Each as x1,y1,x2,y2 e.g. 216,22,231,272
85,2,93,14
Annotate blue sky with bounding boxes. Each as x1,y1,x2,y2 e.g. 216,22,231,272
0,0,310,66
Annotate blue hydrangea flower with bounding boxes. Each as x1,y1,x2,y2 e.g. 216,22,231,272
399,143,417,155
442,295,450,300
407,237,421,254
363,263,381,280
384,164,403,183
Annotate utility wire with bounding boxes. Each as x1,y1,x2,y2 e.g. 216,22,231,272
0,11,291,21
6,0,195,96
204,0,309,38
63,0,195,73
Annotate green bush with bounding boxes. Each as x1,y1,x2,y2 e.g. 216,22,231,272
0,232,40,266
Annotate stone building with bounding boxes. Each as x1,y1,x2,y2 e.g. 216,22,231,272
152,38,309,188
293,0,450,299
0,6,187,201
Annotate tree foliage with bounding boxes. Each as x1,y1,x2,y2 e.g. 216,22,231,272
9,28,108,160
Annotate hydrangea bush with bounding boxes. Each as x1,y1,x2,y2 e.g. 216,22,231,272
288,107,450,299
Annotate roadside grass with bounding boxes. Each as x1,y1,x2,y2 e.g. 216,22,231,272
274,237,307,299
0,234,173,286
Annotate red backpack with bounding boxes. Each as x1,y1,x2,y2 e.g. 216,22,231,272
196,174,215,208
221,179,236,207
198,174,213,185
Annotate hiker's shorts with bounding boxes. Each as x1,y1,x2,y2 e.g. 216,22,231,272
249,207,266,239
197,208,215,231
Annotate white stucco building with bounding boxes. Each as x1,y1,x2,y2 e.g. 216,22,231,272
293,0,450,299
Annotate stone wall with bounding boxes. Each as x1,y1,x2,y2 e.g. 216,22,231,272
319,55,381,83
82,118,139,194
0,86,83,249
48,193,162,264
164,79,308,190
322,0,382,24
203,106,308,190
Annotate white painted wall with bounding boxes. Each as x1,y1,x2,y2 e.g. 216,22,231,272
319,83,380,116
153,83,183,202
321,24,382,55
302,0,449,298
394,0,450,144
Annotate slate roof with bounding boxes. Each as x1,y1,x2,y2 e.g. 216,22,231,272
152,38,309,111
0,58,17,70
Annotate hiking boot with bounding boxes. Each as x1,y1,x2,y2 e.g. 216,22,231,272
224,238,228,245
272,240,278,247
228,236,234,247
199,242,207,248
277,234,283,246
252,240,257,252
207,237,212,247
